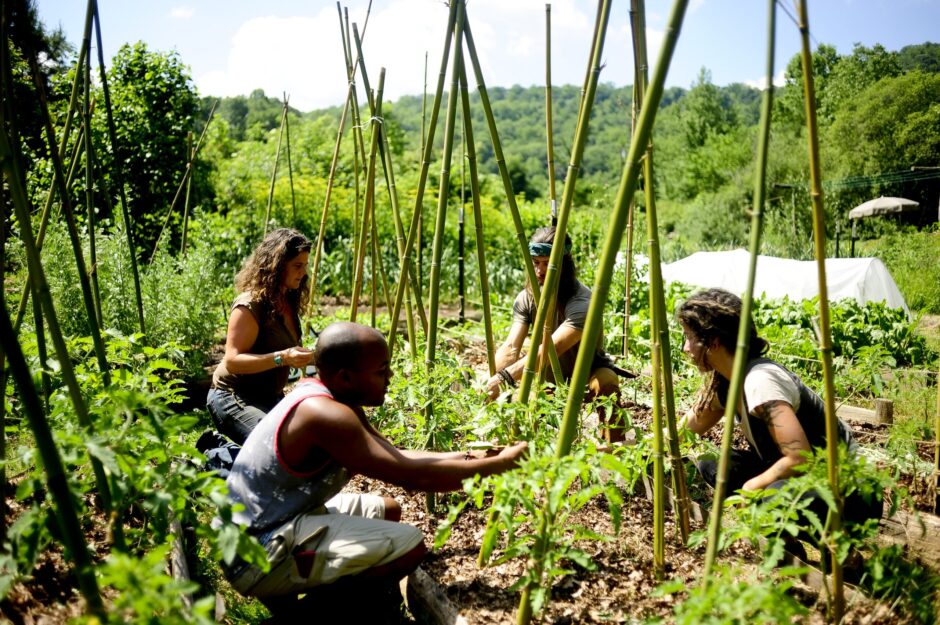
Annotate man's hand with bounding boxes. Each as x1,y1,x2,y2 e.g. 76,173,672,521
498,441,528,467
484,374,503,402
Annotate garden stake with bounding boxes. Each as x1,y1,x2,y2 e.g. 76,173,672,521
462,15,564,385
621,4,642,358
545,3,557,226
149,98,217,261
309,2,359,314
25,29,111,387
425,0,466,447
516,3,613,620
934,364,939,514
554,0,688,470
459,130,466,324
703,0,776,579
797,0,845,618
180,131,193,255
0,123,121,548
13,123,86,332
516,0,611,407
92,0,144,334
263,96,290,238
631,0,690,551
82,40,104,329
343,8,369,247
284,92,297,224
387,0,458,357
458,63,497,375
0,304,106,620
349,87,381,322
351,25,427,341
419,51,428,298
537,2,557,387
0,186,6,538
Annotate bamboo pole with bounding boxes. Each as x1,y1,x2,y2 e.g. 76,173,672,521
458,63,496,375
0,190,6,539
387,0,459,357
631,0,690,553
180,131,194,255
462,17,564,384
419,51,428,300
0,124,120,547
544,3,557,225
350,24,427,340
283,93,297,224
25,29,111,387
702,0,776,578
797,1,844,618
934,364,939,515
13,124,86,332
426,0,464,385
0,305,106,619
349,107,380,322
458,129,466,324
81,41,104,329
309,2,358,314
92,0,144,334
553,0,689,460
537,2,558,387
515,0,610,406
263,98,289,238
622,3,642,359
149,99,217,261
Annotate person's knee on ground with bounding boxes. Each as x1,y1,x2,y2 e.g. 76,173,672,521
383,496,402,522
588,367,623,443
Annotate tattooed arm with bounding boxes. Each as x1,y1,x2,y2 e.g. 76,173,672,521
741,400,811,491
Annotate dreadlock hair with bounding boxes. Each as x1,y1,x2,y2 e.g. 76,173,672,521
526,226,577,308
235,228,312,321
676,288,769,413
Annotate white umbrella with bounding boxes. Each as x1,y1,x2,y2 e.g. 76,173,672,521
848,196,920,219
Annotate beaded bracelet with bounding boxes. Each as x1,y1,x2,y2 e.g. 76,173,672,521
497,368,516,388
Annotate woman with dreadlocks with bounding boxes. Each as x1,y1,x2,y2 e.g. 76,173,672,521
207,228,316,444
676,288,881,538
486,226,629,442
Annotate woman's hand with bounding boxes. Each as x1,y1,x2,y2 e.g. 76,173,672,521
280,346,314,368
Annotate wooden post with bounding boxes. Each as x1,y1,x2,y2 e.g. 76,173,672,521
873,398,893,425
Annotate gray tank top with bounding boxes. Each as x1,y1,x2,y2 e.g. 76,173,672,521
226,379,350,534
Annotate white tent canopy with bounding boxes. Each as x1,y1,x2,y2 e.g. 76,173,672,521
660,249,909,313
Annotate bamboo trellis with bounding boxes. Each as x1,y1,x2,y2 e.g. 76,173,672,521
702,0,777,580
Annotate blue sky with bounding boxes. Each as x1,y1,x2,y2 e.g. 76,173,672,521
35,0,940,112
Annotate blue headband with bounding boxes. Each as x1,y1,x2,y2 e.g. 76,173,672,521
528,241,571,257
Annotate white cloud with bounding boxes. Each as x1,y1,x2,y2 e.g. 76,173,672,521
744,68,787,90
170,6,194,20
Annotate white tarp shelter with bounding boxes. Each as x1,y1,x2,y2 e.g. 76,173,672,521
660,249,909,313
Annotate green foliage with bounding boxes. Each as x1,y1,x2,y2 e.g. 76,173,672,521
36,219,223,378
653,564,807,625
98,41,200,255
1,332,268,609
865,226,940,314
436,445,624,616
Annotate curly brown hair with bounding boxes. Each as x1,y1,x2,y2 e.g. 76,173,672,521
677,288,769,413
235,228,312,320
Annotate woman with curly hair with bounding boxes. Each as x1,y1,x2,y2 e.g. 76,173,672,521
676,288,881,541
208,228,315,444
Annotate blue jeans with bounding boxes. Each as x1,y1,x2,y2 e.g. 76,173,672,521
207,388,277,445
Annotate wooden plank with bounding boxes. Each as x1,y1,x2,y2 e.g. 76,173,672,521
836,401,894,425
403,566,469,625
878,509,940,570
